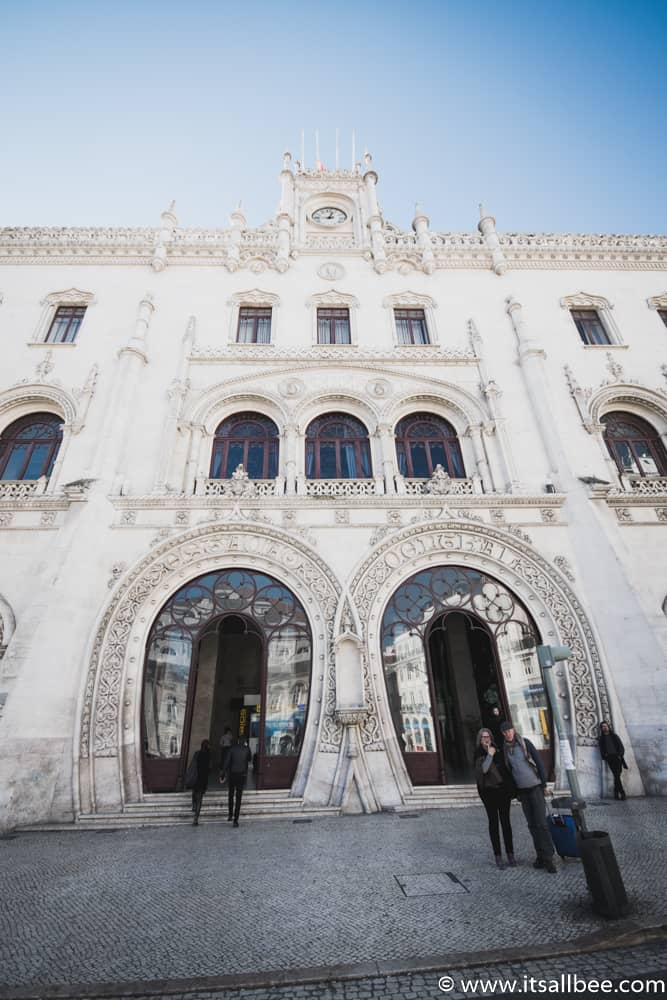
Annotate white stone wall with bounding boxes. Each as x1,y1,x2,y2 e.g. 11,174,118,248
0,160,666,828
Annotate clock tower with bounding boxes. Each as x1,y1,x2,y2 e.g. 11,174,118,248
277,150,387,270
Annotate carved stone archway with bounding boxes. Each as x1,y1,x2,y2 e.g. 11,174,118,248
347,515,611,802
76,521,342,816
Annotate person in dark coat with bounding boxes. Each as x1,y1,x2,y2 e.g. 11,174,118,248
225,737,252,827
475,727,516,868
501,721,557,873
192,739,211,826
598,720,627,800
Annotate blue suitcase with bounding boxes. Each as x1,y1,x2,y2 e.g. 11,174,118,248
548,812,580,858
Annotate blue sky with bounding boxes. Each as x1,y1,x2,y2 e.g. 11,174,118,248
2,0,665,233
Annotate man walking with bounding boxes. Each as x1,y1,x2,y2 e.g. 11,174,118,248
226,736,252,828
500,721,557,873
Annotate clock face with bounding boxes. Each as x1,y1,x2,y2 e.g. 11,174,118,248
311,207,347,226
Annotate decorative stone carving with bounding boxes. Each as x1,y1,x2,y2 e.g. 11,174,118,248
424,464,454,495
540,508,558,523
120,511,137,526
554,556,575,581
190,344,475,363
317,262,345,281
107,563,127,589
34,351,55,381
175,510,190,526
655,508,667,522
0,512,14,528
366,379,391,399
605,352,626,383
490,509,506,523
278,378,305,398
39,511,57,527
615,508,632,523
335,509,350,524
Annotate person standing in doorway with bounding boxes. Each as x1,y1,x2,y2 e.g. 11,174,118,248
192,739,211,826
219,726,233,784
475,728,515,868
598,720,627,800
226,736,252,827
500,721,557,873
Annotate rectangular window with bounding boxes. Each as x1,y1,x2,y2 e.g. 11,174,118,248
395,308,430,345
571,309,610,346
317,308,351,345
658,309,667,329
46,305,86,344
237,307,272,344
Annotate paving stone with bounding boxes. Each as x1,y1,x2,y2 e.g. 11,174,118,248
0,799,665,993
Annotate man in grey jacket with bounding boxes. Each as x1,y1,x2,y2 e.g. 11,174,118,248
500,721,557,873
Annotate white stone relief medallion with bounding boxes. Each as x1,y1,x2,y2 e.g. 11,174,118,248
317,261,345,281
366,378,391,399
278,377,305,398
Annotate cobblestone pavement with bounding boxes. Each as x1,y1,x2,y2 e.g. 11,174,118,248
1,799,665,994
128,942,667,999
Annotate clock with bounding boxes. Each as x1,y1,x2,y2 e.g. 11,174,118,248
311,207,348,226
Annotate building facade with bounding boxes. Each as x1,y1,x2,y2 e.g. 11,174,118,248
1,152,666,829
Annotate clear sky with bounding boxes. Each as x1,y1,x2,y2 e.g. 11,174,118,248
2,0,665,234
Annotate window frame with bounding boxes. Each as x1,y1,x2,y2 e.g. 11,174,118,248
210,412,280,480
236,306,273,345
316,307,352,345
226,290,280,347
570,308,611,347
0,412,64,482
393,308,430,345
32,288,95,346
394,413,466,479
305,413,372,480
45,305,87,344
560,292,622,348
601,412,667,479
383,292,439,348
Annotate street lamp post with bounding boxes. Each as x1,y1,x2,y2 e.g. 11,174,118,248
537,644,629,918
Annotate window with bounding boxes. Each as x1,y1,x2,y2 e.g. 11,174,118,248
317,308,351,345
601,412,667,477
394,309,430,345
570,309,611,346
658,310,667,329
0,413,64,481
306,413,372,479
45,305,86,344
237,307,272,344
395,413,465,478
210,412,279,480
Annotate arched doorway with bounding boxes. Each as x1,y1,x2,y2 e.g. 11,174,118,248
381,566,552,786
141,569,312,793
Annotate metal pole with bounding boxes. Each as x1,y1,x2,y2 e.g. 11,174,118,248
538,645,588,832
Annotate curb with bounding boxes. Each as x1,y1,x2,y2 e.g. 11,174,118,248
1,920,665,999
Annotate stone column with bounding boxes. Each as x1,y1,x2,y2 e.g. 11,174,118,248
276,213,291,272
466,423,493,493
478,204,508,276
506,296,561,490
376,423,397,494
154,316,194,494
284,421,298,497
227,204,246,272
184,423,205,496
152,201,178,272
98,294,153,494
412,203,435,274
363,152,387,273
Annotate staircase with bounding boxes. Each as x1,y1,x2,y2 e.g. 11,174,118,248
396,784,480,811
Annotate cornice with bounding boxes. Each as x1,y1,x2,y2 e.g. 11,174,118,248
1,227,665,271
109,493,565,511
189,345,477,364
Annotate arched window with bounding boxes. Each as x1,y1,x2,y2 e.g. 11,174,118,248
601,412,667,477
395,413,465,478
305,413,372,479
0,413,64,481
210,412,279,480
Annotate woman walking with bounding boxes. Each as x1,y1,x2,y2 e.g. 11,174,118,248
475,727,516,868
598,721,627,800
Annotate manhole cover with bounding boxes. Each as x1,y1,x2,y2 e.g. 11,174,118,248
395,872,469,897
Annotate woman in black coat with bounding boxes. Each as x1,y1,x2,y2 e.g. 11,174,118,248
192,739,211,825
475,727,515,868
598,721,627,800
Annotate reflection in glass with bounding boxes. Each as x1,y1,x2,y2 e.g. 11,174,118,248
143,628,192,758
496,621,550,749
265,626,311,756
383,625,435,754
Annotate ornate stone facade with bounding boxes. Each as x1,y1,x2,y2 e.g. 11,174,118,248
0,152,665,829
